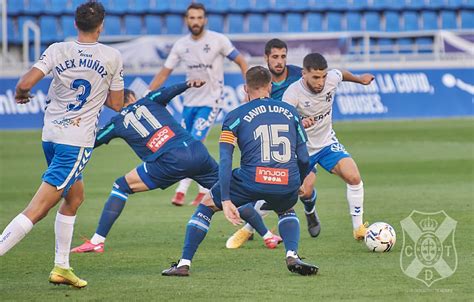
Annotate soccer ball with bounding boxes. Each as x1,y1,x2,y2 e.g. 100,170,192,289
364,222,396,252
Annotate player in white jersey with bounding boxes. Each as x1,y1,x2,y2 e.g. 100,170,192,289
147,2,248,207
0,1,124,288
282,53,374,241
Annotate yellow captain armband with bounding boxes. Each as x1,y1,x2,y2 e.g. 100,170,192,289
219,130,237,146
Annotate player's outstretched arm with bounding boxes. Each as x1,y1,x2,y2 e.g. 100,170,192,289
342,70,375,85
15,67,45,104
149,80,206,105
94,122,117,149
148,67,173,92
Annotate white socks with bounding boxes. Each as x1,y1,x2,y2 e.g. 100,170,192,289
0,213,33,256
91,233,106,245
54,212,76,269
176,178,192,194
198,185,208,194
286,250,298,259
178,259,191,268
347,181,364,229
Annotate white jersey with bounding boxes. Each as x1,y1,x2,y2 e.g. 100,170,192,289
282,69,343,155
34,41,124,148
164,30,236,107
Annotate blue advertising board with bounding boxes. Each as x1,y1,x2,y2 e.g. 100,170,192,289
0,68,472,129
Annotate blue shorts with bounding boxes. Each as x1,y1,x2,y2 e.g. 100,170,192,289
309,142,351,174
42,142,93,194
136,140,218,190
182,106,220,141
210,170,298,213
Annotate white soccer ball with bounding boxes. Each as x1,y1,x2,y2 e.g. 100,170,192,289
364,222,396,252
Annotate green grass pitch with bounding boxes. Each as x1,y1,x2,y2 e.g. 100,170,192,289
0,119,472,301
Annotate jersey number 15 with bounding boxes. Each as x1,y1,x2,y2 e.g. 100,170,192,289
254,124,291,163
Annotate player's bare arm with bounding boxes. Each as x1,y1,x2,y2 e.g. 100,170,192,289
105,89,125,112
15,67,45,104
222,200,242,226
233,54,248,79
148,67,173,91
342,70,375,85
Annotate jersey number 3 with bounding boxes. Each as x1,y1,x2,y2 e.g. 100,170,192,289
254,124,291,163
68,79,91,111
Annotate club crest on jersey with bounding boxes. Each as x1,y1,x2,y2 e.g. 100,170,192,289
400,210,457,287
203,44,211,53
255,167,289,185
325,92,333,102
146,126,175,152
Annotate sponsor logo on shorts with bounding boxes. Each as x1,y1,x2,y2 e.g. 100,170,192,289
146,126,175,152
255,167,289,185
330,143,347,153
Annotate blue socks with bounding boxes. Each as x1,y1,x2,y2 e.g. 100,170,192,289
300,189,317,213
237,203,268,236
181,204,215,261
95,177,133,238
278,210,300,252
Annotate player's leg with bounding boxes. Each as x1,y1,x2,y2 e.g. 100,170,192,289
173,106,197,205
162,188,220,276
0,182,62,256
331,157,367,240
49,180,88,288
188,106,219,206
299,170,321,237
190,146,279,249
72,168,146,253
269,193,318,276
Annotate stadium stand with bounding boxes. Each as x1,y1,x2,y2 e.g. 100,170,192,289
3,0,474,63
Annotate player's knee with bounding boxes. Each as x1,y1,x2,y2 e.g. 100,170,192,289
346,175,362,186
114,176,133,194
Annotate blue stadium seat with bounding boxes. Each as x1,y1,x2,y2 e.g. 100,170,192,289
202,0,229,13
227,14,244,33
144,15,162,35
124,16,142,35
370,0,404,10
307,12,323,32
61,16,76,39
398,37,415,53
346,12,362,31
128,0,151,14
327,12,343,32
5,17,19,44
248,14,264,33
385,11,400,31
18,17,37,43
446,0,463,8
402,11,419,31
378,38,396,54
253,0,271,12
39,16,59,43
351,0,369,10
416,37,433,53
429,0,447,9
274,0,311,12
440,11,457,29
207,15,224,32
24,0,47,16
169,0,189,13
421,11,438,30
268,13,284,33
460,11,474,28
49,0,71,14
104,16,122,36
406,0,426,9
149,0,169,13
287,13,304,32
106,0,129,14
165,15,183,34
7,0,25,16
365,12,381,31
229,0,252,12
